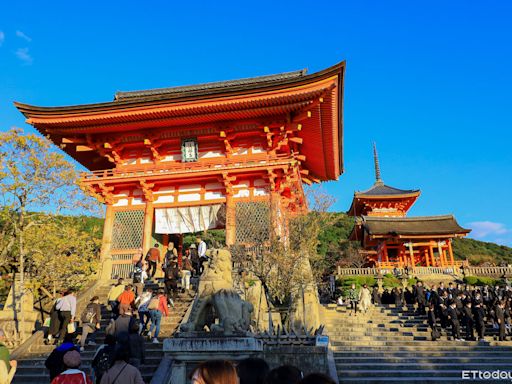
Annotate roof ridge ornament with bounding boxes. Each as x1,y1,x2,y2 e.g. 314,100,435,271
373,142,383,185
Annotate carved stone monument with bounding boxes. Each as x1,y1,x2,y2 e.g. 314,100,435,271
179,249,254,336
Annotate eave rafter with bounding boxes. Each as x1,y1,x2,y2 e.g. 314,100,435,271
220,172,237,195
79,181,116,204
140,180,155,202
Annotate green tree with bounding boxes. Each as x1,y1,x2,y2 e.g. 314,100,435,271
0,128,99,338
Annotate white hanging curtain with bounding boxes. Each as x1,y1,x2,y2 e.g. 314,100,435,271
154,204,225,234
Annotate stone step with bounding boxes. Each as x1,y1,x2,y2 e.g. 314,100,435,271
333,351,512,357
337,378,494,383
332,344,512,351
331,335,430,342
337,369,475,378
336,362,512,370
16,355,164,366
13,364,160,375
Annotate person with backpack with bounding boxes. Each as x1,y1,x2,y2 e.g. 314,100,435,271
91,335,116,384
132,264,147,299
79,296,102,352
163,261,180,304
135,288,153,335
148,289,168,343
162,242,178,270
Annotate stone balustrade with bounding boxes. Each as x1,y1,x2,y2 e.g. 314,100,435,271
336,265,512,277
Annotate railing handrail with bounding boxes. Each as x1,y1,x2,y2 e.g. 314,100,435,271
80,153,294,181
336,265,512,277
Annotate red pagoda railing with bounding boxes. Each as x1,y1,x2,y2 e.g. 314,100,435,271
80,154,295,182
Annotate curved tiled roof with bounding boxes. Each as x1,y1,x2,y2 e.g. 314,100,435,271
114,69,308,100
355,181,419,197
362,215,471,236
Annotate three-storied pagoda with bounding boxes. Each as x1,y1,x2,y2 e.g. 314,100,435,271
15,62,345,279
349,144,470,268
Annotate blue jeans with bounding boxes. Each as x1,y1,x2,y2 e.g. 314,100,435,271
149,310,162,338
139,311,150,331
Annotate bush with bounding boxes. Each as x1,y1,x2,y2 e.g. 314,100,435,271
463,276,478,286
463,276,500,286
337,276,376,297
383,275,400,289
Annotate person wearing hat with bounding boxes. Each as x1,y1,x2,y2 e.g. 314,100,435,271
79,296,102,351
50,350,92,384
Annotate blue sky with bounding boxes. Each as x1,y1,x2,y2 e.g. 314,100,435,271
1,1,511,246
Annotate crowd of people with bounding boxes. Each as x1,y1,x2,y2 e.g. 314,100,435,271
335,279,512,342
40,237,210,383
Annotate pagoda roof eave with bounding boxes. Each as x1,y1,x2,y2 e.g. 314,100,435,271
13,61,345,116
14,61,345,179
361,214,471,237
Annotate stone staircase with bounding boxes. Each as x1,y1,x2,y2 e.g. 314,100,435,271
13,279,194,383
323,304,512,383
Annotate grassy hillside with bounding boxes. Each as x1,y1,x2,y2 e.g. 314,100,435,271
452,237,512,265
316,212,512,265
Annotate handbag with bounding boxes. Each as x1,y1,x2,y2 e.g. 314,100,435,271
67,321,77,334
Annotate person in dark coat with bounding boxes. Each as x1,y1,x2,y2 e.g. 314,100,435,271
414,282,426,315
372,287,381,305
446,301,463,341
462,301,475,341
438,291,449,328
427,303,440,341
128,321,146,368
44,334,79,380
164,261,180,302
437,282,446,298
473,292,486,341
91,334,117,384
392,288,402,307
496,300,507,341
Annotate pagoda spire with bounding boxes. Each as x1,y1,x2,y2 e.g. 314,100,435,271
373,142,383,185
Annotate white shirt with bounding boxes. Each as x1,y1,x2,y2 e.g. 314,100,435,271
198,241,207,258
56,294,77,317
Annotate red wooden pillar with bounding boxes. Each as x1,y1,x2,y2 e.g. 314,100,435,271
100,204,114,280
448,239,455,266
429,245,435,267
225,192,236,246
142,201,155,255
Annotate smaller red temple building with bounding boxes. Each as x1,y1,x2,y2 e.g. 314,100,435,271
348,144,470,268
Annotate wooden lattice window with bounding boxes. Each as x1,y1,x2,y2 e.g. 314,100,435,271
235,201,271,244
111,210,145,250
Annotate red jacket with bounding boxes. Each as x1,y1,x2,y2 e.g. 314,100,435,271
117,290,135,305
51,369,93,384
157,295,169,316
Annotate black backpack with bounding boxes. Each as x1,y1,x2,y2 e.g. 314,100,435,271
133,268,142,284
81,303,97,324
92,345,113,377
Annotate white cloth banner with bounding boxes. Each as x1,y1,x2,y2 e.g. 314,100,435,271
154,204,225,234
